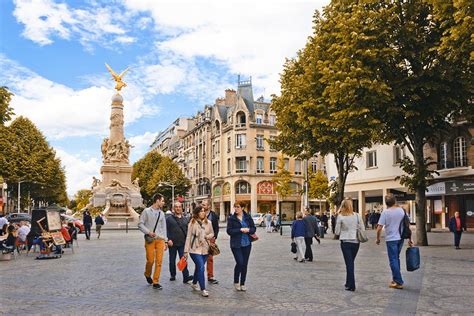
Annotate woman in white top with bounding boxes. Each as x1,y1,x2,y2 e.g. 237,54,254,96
335,198,365,291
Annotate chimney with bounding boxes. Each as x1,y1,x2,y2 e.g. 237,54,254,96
215,97,225,106
225,89,237,106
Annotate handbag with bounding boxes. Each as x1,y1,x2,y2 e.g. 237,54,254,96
356,214,368,243
177,256,187,271
207,240,220,256
249,233,259,242
291,241,297,254
406,246,420,271
144,211,161,244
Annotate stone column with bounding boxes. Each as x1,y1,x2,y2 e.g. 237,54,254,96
251,179,257,215
382,187,388,209
220,201,225,222
230,182,235,215
109,94,125,145
358,190,366,214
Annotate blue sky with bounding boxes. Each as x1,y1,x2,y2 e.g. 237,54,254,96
0,0,329,195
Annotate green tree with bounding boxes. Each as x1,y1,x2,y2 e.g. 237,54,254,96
132,152,190,206
73,189,93,211
0,86,14,126
273,156,293,217
271,2,386,208
308,170,329,213
0,116,68,208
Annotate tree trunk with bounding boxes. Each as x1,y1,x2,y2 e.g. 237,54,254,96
415,186,428,246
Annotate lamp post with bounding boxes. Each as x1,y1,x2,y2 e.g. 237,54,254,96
158,182,176,211
298,144,310,211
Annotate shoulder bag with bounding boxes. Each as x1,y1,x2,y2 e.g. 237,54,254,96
356,214,369,243
144,211,161,244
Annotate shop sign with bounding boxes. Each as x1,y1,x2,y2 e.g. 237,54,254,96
445,181,474,195
426,182,446,196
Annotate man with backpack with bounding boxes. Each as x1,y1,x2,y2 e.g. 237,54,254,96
376,194,413,289
95,213,106,239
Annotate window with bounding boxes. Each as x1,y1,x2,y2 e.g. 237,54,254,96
235,181,251,194
227,137,231,153
227,158,231,174
295,159,301,175
284,158,290,171
454,137,467,167
212,144,215,158
366,150,377,168
256,113,263,124
236,157,247,173
269,115,276,126
257,157,264,173
393,145,405,164
236,134,246,149
311,161,317,173
217,161,220,176
236,112,246,127
269,135,277,152
202,160,206,175
270,157,277,173
256,134,264,150
216,140,220,154
439,142,448,169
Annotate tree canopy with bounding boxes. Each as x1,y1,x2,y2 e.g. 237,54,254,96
132,151,190,206
0,87,14,126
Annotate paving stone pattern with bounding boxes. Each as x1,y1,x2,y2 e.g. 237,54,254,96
1,227,473,315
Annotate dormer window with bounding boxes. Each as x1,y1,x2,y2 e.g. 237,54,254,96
256,113,263,124
236,111,246,127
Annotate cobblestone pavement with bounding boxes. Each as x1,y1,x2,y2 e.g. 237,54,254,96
1,227,473,315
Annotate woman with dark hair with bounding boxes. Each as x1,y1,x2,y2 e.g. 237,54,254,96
0,225,17,252
226,201,256,291
184,206,214,297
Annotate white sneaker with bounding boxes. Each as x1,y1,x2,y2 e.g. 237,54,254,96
191,283,200,291
240,285,247,291
201,289,209,297
234,283,241,291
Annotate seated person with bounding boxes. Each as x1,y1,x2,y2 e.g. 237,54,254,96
0,224,8,236
0,225,17,252
67,223,77,240
17,221,31,243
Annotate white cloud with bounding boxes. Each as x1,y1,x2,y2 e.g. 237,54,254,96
128,131,158,161
55,149,101,195
0,55,156,139
13,0,132,49
124,0,330,95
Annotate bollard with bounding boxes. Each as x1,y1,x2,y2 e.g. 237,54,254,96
126,218,129,233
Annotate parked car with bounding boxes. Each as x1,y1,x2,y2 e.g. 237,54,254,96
60,214,84,233
6,213,31,223
251,213,266,227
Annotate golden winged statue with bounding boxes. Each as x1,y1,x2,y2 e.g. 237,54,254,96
105,63,129,91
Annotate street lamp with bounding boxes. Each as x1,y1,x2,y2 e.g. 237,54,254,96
158,182,176,211
298,144,310,211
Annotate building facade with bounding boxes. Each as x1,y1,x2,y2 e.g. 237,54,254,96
326,123,474,229
150,78,325,221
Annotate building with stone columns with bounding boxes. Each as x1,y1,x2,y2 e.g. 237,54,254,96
150,78,326,222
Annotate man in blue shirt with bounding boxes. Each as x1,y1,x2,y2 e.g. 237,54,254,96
376,194,413,289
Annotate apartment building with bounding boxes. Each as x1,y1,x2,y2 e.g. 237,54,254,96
150,78,325,221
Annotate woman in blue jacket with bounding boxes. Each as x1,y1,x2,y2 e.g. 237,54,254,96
226,201,256,291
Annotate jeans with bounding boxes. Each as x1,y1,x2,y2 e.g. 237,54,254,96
340,241,360,290
386,239,404,285
454,231,462,247
84,224,92,239
304,237,313,260
231,245,252,285
190,253,208,290
169,245,189,280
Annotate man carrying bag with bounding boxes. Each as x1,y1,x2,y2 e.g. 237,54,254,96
138,193,168,290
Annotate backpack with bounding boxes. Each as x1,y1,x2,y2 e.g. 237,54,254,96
399,211,412,240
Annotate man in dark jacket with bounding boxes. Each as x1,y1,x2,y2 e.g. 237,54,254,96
83,210,93,240
202,199,219,284
166,202,193,283
303,209,319,262
449,211,467,249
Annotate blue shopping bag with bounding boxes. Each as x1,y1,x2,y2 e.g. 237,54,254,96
406,246,420,272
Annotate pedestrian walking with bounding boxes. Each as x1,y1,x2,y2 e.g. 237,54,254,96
331,213,337,234
335,198,365,291
449,211,466,249
83,210,92,240
226,201,256,291
376,194,413,290
265,211,273,233
321,212,329,233
94,213,105,239
184,206,215,297
303,209,319,262
201,199,220,285
291,211,307,262
166,201,193,283
138,193,168,290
